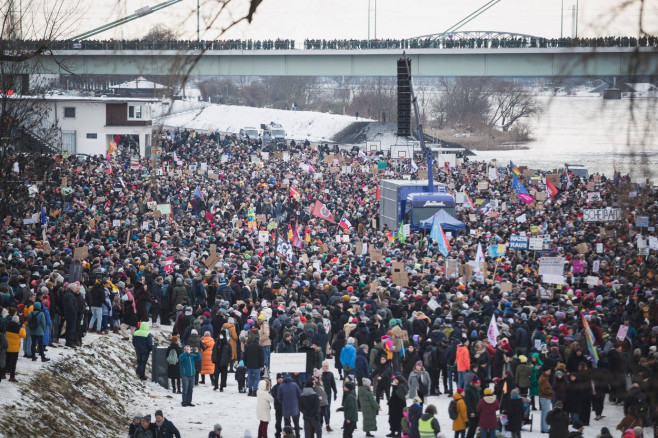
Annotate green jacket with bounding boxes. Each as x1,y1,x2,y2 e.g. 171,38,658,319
343,390,358,423
464,384,481,418
358,385,379,432
515,363,532,388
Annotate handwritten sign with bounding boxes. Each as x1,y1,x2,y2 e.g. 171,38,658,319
583,208,621,222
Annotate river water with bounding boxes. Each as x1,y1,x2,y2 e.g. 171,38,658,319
472,96,658,184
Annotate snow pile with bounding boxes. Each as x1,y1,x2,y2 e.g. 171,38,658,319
157,102,371,142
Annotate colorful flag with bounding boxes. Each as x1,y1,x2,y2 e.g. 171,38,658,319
107,141,117,156
517,193,535,205
581,312,599,366
546,178,559,199
304,227,311,243
376,185,380,200
487,316,500,347
397,220,406,243
386,230,395,243
275,234,295,266
511,175,528,194
566,171,572,188
430,215,450,257
463,192,475,208
194,186,203,199
311,200,335,223
292,220,302,249
290,186,301,200
510,160,521,176
287,223,294,240
339,213,352,230
106,164,113,175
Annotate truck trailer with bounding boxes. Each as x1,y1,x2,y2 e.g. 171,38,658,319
379,179,454,232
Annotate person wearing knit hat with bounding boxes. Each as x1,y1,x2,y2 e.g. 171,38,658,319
506,388,524,437
210,424,223,436
477,387,500,437
342,380,358,438
129,414,143,437
167,335,183,394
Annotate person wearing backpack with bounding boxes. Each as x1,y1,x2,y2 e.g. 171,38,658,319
27,302,50,362
166,335,182,394
450,388,468,438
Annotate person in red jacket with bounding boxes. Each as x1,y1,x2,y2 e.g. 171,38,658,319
455,339,471,389
476,387,500,438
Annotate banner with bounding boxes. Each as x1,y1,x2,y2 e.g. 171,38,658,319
538,257,565,276
583,208,621,222
487,317,500,347
311,200,335,223
276,235,295,266
509,235,528,249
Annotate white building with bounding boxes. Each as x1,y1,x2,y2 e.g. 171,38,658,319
40,96,159,157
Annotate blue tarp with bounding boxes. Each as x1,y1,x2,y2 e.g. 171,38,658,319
419,209,466,231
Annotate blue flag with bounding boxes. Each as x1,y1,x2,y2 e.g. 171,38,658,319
511,175,528,194
194,186,203,199
41,207,47,224
430,215,449,257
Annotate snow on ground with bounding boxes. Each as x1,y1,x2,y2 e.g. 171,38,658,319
0,325,647,438
157,102,371,143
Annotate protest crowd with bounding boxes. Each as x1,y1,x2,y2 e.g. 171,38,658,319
0,129,657,438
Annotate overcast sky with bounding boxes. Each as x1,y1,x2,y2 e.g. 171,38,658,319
34,0,658,42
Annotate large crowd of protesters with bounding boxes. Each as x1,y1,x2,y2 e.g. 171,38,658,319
0,129,657,438
10,35,658,52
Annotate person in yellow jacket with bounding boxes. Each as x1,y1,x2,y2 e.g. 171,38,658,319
5,315,26,382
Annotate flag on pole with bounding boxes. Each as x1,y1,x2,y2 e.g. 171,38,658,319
397,220,406,243
290,186,301,200
386,230,395,243
510,160,521,176
292,220,302,249
107,141,117,157
41,206,47,224
566,171,572,188
194,186,203,199
475,243,485,264
430,215,450,257
311,200,335,223
376,185,380,200
546,178,559,199
410,160,419,173
581,311,599,366
338,213,352,230
304,227,311,243
511,175,528,194
106,164,113,175
463,192,475,208
487,316,500,347
287,223,294,240
275,233,295,266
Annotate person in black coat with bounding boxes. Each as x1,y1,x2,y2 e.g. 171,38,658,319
62,286,78,347
372,355,394,404
505,388,525,438
388,375,408,437
331,331,346,379
243,338,264,396
354,345,370,385
271,373,285,438
166,336,183,394
299,380,322,438
212,330,232,391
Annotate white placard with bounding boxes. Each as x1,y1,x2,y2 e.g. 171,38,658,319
586,276,599,286
269,353,307,374
583,208,621,222
258,230,269,243
592,260,600,273
403,224,410,237
596,243,603,253
427,298,439,311
528,237,544,251
649,236,658,251
542,274,565,285
538,257,565,276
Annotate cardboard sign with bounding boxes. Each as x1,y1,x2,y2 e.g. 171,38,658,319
370,249,383,261
391,262,408,287
73,246,88,259
587,182,596,191
586,276,600,286
391,326,409,342
477,181,489,190
546,174,560,186
205,253,220,269
538,288,554,299
523,169,534,178
153,209,162,218
576,243,589,254
209,244,217,255
319,244,329,254
500,282,513,292
417,169,428,179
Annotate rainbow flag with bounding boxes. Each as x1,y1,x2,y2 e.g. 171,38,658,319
581,311,599,366
464,192,475,208
510,160,521,176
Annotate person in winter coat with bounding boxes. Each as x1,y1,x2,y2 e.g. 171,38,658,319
212,330,232,391
372,355,394,404
354,344,370,384
417,404,441,438
166,336,183,394
339,381,358,438
529,353,542,410
546,401,570,438
223,318,239,364
514,355,531,397
27,301,49,362
154,409,182,438
551,370,568,405
464,378,481,438
359,378,379,437
0,330,7,383
408,361,431,402
505,388,524,438
299,380,322,438
186,329,203,385
132,321,153,381
388,375,408,437
4,316,24,381
277,375,302,438
539,369,553,434
179,345,202,407
200,331,215,385
476,387,500,438
244,338,265,396
257,379,275,438
331,331,346,379
321,361,338,429
402,344,420,377
451,388,468,438
408,396,423,438
340,337,357,375
564,372,582,424
133,414,157,438
455,339,470,389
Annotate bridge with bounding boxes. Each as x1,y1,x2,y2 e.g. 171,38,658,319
29,46,658,78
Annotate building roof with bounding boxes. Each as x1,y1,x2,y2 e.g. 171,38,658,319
110,76,167,90
19,95,160,104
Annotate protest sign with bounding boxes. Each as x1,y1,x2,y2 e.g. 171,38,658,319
583,208,621,222
509,235,528,249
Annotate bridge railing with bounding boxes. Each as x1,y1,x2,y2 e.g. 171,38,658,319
6,36,658,51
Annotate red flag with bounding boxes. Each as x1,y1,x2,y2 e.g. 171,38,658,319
376,185,380,200
290,186,301,199
339,213,352,230
546,178,559,199
311,200,335,223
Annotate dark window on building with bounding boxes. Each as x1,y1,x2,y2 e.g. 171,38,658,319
86,133,97,139
64,107,76,118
